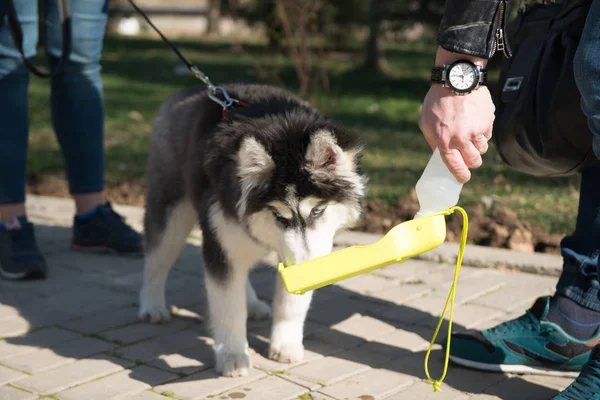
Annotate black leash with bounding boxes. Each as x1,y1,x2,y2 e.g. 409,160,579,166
125,0,244,114
7,0,243,114
7,0,72,78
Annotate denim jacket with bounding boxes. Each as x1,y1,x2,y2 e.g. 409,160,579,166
437,0,514,59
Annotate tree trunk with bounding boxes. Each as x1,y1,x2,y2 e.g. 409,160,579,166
364,0,384,72
206,0,221,35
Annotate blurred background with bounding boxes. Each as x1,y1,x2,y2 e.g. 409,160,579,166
26,0,579,254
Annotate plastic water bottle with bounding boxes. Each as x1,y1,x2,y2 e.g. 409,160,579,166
415,148,463,217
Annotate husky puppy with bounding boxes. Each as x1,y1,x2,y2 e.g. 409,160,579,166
139,83,366,377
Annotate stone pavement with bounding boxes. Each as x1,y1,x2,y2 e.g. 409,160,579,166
0,195,575,400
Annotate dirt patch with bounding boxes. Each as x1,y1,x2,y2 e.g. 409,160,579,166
353,190,563,255
27,175,563,254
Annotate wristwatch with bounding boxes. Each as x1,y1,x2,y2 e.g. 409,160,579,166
431,60,487,95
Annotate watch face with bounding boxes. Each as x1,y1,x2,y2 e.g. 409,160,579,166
448,61,479,93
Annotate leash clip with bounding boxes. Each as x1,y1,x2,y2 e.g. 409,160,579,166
208,86,238,111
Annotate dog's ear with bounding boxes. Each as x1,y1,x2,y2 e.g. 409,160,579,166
305,130,358,180
237,137,274,183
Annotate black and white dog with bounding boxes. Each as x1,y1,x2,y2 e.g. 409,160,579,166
139,83,367,377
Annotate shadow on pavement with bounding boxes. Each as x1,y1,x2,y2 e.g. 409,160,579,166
0,223,562,399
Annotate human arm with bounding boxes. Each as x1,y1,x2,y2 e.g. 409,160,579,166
418,0,513,183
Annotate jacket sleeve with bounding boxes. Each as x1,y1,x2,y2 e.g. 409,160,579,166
437,0,513,59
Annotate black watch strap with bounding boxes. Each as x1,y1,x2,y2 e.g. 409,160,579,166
431,67,445,84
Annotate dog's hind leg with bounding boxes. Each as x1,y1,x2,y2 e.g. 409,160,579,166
139,200,196,323
246,279,271,320
269,276,313,364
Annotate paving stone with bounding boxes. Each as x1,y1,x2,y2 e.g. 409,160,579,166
101,318,196,345
0,385,38,400
149,345,214,375
333,274,399,296
251,339,341,373
471,274,556,312
368,283,434,306
308,392,338,400
0,328,79,361
122,391,170,400
318,367,416,400
277,372,322,391
3,336,116,373
363,325,433,359
431,271,509,304
55,366,178,400
0,265,83,298
41,286,138,318
384,381,470,399
373,259,446,282
307,297,378,325
0,313,72,338
411,302,505,330
120,329,210,363
521,374,573,392
11,354,133,395
289,355,370,385
218,375,307,400
305,315,395,352
155,367,267,400
329,314,397,342
0,364,26,385
473,376,561,400
60,306,140,334
382,351,508,395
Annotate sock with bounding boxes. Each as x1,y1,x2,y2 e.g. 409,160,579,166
546,295,600,340
75,206,101,222
0,216,25,231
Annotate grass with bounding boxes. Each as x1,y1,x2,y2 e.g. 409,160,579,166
25,34,579,235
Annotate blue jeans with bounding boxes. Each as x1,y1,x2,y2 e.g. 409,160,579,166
0,0,108,204
557,0,600,311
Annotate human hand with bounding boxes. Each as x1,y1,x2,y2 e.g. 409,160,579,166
418,48,495,183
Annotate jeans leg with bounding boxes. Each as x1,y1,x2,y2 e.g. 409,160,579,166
0,0,38,204
45,0,108,195
557,5,600,311
556,163,600,311
574,0,600,157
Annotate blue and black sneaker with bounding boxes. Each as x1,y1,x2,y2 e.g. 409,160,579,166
447,296,600,377
554,344,600,399
71,203,143,257
0,216,47,280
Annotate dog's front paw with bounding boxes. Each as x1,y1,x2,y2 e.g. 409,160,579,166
138,292,171,324
216,351,252,377
248,299,271,321
268,341,304,364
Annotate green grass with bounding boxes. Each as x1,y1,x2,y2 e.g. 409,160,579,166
26,34,579,235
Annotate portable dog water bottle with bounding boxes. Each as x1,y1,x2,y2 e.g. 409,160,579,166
278,148,463,295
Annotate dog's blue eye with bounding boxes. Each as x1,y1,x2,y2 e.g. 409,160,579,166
311,206,327,217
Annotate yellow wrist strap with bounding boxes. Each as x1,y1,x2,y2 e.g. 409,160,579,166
424,206,469,392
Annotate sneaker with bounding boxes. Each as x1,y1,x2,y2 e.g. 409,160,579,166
447,296,600,377
0,217,47,280
554,345,600,399
71,203,143,256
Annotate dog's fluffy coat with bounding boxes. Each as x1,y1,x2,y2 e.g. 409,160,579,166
139,83,366,377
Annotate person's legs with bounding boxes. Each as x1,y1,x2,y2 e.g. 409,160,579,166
44,0,142,255
553,1,600,398
45,0,107,214
0,0,35,218
446,0,600,380
0,0,48,280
